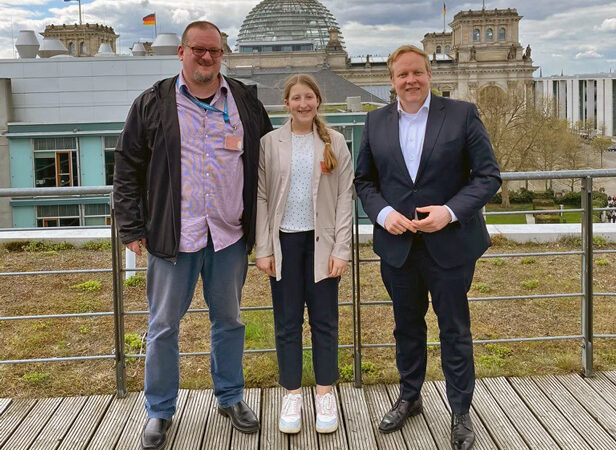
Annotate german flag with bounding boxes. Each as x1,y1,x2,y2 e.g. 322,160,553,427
143,13,156,26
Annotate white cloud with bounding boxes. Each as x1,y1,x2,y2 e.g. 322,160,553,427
596,18,616,30
575,50,603,59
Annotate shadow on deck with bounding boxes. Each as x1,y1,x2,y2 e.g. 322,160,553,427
2,371,616,449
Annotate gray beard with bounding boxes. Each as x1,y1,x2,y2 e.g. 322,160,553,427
193,70,214,83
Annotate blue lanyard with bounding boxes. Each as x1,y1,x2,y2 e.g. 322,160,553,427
177,79,230,124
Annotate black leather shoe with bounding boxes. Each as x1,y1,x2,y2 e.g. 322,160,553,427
218,400,260,433
141,418,172,450
451,412,475,450
378,395,423,433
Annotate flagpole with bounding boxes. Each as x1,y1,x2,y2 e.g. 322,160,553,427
78,0,82,26
155,11,158,38
443,9,445,33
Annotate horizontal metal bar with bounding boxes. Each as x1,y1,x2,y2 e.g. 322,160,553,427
484,208,583,216
595,250,616,254
0,311,114,321
123,302,354,316
595,334,616,338
360,293,583,306
126,344,356,359
0,268,113,277
358,251,583,264
361,334,584,349
0,186,112,197
501,169,616,181
0,354,115,364
595,293,616,297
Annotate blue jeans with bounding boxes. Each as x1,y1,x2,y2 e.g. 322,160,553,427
144,237,248,419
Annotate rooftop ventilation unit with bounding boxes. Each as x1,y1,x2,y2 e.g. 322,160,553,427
151,33,180,55
131,42,146,56
38,38,68,58
95,42,115,57
15,30,40,58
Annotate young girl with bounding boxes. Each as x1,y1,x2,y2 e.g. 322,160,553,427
255,74,354,434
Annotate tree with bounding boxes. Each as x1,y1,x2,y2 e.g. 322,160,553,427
589,136,612,168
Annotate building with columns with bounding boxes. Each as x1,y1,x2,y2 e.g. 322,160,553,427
534,74,616,137
41,23,119,57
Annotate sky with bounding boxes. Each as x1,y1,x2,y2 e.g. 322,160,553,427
0,0,614,76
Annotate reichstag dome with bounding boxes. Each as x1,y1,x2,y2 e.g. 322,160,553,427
236,0,345,53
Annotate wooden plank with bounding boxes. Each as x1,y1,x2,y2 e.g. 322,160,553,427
161,390,189,450
289,386,317,450
432,381,497,450
584,372,616,408
422,382,457,450
556,373,616,438
385,384,437,450
111,391,148,450
0,399,11,417
363,384,407,450
464,380,529,449
532,375,616,449
2,397,62,450
339,383,378,449
201,392,234,450
170,390,213,450
86,391,139,450
259,386,286,450
29,396,88,450
482,377,560,449
114,390,188,450
57,395,114,450
230,389,261,450
317,386,349,450
509,377,591,450
0,399,36,447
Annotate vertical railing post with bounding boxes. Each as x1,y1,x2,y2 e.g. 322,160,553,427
581,176,594,377
110,196,127,397
352,197,363,387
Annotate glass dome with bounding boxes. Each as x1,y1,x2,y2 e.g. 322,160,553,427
237,0,344,52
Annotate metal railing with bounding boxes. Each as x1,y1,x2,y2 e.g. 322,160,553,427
352,169,616,386
0,169,615,396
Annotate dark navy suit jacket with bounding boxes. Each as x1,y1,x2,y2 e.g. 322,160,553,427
354,95,502,269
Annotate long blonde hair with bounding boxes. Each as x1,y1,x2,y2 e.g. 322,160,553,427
283,74,338,172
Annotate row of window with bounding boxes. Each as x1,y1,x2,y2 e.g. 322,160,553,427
33,136,118,189
66,40,114,55
435,45,451,54
36,203,111,227
473,27,506,42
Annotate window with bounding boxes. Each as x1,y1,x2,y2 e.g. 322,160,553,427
104,136,118,185
445,45,451,54
84,203,111,226
36,204,80,227
68,42,75,55
331,126,353,153
498,27,506,40
436,46,442,54
486,28,493,41
442,91,451,98
80,41,87,55
473,29,480,42
33,137,79,187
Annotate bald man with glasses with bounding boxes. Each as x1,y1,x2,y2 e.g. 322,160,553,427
114,20,272,450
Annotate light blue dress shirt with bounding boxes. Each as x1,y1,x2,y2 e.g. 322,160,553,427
376,93,457,227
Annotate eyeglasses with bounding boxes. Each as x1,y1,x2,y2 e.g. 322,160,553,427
185,45,223,58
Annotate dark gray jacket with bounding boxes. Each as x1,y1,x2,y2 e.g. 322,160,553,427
113,75,273,259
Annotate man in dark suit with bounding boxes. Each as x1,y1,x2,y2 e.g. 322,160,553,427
355,45,501,450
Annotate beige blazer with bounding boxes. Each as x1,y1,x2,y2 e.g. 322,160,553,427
255,120,354,282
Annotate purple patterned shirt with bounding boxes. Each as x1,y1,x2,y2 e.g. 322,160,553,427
176,72,245,252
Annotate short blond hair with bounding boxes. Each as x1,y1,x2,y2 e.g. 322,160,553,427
387,45,431,76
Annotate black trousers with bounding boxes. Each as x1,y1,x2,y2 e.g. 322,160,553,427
270,231,339,390
380,235,476,414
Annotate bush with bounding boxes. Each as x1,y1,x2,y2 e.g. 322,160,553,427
21,371,49,383
81,241,112,251
560,191,606,208
472,282,491,293
4,241,30,252
521,279,539,289
124,275,146,288
22,241,74,252
521,257,536,264
535,214,560,224
70,280,102,292
510,188,534,204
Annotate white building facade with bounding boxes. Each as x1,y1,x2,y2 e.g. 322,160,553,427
534,74,616,137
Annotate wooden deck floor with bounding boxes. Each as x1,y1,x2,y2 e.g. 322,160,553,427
2,372,616,449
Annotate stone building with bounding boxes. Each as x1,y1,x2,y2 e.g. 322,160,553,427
225,3,537,102
41,23,119,57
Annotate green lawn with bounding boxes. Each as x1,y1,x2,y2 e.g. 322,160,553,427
485,203,598,224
